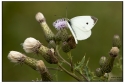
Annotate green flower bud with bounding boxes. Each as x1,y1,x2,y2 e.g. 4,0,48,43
101,56,115,73
99,56,107,68
55,30,62,42
101,47,119,73
113,35,121,49
60,29,69,42
95,68,104,77
36,60,53,81
38,45,58,64
55,29,69,43
62,41,71,53
48,40,56,49
35,12,55,42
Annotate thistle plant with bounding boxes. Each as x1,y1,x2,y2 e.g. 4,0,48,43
7,12,122,82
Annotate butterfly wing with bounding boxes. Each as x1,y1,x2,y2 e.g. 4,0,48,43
66,16,97,44
70,16,97,31
67,21,78,44
70,16,97,40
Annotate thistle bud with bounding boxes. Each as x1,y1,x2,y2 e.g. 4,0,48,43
23,37,41,53
36,12,55,42
101,47,118,73
95,68,104,77
8,51,38,70
36,60,52,81
62,41,71,53
99,56,107,68
35,12,45,23
55,29,69,42
38,45,58,64
101,56,115,73
113,35,121,49
8,51,26,63
60,29,69,42
53,18,69,42
109,47,119,57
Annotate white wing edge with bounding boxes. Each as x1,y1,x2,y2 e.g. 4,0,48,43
66,21,78,44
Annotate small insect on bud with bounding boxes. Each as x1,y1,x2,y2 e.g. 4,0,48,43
109,47,119,57
35,12,45,23
113,35,121,49
95,68,104,77
99,56,107,68
8,51,26,63
23,37,41,53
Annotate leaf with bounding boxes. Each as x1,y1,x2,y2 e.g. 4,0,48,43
74,56,86,70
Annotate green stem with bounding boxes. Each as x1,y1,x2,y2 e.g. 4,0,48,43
56,45,89,81
67,52,74,73
56,45,71,66
57,63,83,81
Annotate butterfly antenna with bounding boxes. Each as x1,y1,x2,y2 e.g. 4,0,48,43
66,7,68,18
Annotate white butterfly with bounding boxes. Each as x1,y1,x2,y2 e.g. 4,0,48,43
66,16,98,44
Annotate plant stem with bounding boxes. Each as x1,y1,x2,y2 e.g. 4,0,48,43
56,45,71,66
47,67,63,71
67,52,74,73
56,45,89,81
57,63,83,81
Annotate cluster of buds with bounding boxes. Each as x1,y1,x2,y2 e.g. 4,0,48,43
8,12,77,81
8,51,52,81
35,12,76,53
95,35,121,77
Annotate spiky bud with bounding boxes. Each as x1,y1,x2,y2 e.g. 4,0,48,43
62,41,71,53
8,51,26,63
23,37,41,53
55,29,69,42
8,51,39,70
101,56,115,73
36,60,52,81
100,47,119,73
95,68,104,77
53,18,69,42
109,47,119,57
36,12,55,42
99,56,107,68
113,35,121,49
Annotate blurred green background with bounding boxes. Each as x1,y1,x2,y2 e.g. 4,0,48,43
3,1,122,82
